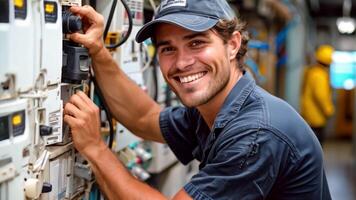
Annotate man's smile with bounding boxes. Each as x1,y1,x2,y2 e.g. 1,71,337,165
173,72,207,84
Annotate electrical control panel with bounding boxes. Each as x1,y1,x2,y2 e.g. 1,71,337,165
0,0,41,99
42,0,63,85
0,0,93,199
6,0,41,93
0,0,12,100
0,99,32,200
0,0,191,199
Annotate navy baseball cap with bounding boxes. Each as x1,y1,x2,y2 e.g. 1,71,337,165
135,0,236,43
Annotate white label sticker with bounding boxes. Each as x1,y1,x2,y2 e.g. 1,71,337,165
160,0,187,11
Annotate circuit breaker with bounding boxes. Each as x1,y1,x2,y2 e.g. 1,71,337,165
0,0,41,94
0,99,32,200
0,0,183,199
0,0,93,199
0,0,41,99
0,0,38,199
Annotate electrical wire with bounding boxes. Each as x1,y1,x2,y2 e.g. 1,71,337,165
147,0,159,102
151,50,158,102
90,71,115,149
105,0,133,49
127,44,153,74
103,0,117,41
91,0,134,149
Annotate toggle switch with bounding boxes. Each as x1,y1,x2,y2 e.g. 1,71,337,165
40,125,53,136
41,182,52,193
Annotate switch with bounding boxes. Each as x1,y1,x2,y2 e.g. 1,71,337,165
62,9,82,34
41,182,52,193
40,125,53,136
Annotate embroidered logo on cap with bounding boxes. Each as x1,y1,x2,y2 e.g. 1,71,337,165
160,0,187,11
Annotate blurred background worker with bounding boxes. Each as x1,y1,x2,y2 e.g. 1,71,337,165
301,45,335,145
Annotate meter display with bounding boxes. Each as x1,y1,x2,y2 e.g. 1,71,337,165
44,1,58,23
0,115,9,141
14,0,27,19
0,110,25,140
0,0,10,23
12,111,25,137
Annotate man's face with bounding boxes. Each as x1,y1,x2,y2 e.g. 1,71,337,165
155,23,236,108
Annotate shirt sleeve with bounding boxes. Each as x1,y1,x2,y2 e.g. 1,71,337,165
184,128,283,200
159,106,199,165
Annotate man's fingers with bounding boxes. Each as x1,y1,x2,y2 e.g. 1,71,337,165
64,102,85,119
76,91,95,107
63,114,80,129
76,91,100,117
69,33,86,45
69,5,97,21
69,94,92,112
68,92,99,119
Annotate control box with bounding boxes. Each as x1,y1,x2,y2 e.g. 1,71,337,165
0,0,41,99
0,99,32,200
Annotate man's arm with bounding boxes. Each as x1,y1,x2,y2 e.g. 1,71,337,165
63,5,194,199
87,142,192,200
69,5,164,143
64,92,192,200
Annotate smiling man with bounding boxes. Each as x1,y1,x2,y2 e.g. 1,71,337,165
64,0,332,199
153,23,243,127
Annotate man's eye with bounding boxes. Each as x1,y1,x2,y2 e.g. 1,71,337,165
161,47,175,53
190,40,205,48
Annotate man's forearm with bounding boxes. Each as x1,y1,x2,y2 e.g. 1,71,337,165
90,48,164,142
87,142,166,200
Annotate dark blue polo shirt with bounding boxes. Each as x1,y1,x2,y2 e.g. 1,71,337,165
159,72,331,200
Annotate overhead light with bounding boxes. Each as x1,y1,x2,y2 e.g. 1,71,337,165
337,17,356,34
343,79,355,90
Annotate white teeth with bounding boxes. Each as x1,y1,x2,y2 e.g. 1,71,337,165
179,72,205,83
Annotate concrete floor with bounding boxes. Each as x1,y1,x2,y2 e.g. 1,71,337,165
323,139,356,200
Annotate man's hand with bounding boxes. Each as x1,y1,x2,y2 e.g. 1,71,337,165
64,91,104,156
69,5,105,56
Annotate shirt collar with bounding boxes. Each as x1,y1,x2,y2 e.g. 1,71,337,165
213,71,256,129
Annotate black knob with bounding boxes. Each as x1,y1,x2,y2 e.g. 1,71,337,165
40,125,53,136
62,10,82,34
41,182,52,193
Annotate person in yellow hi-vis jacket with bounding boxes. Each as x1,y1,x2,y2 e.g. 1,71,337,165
301,45,335,145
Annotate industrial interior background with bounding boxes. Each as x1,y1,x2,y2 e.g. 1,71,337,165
0,0,355,199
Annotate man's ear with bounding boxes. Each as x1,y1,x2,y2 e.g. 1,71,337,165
228,31,242,61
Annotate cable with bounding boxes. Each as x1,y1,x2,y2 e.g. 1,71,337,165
104,0,133,49
151,49,158,101
103,0,117,41
139,43,158,101
164,86,172,107
89,0,97,9
96,185,101,200
91,0,133,149
90,71,115,149
127,44,153,74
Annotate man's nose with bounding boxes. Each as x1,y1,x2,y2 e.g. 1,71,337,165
174,50,195,70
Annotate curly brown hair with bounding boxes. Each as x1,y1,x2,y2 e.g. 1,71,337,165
213,18,250,71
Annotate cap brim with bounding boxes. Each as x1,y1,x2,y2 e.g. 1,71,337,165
135,13,219,43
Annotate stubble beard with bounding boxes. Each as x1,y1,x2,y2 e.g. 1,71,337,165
170,69,231,108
